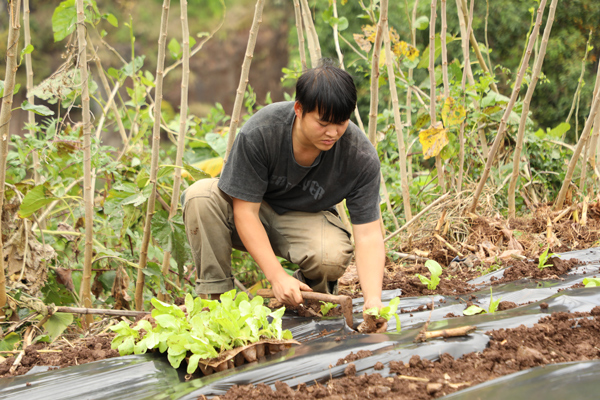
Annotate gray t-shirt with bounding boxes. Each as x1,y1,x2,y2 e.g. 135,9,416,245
218,101,380,225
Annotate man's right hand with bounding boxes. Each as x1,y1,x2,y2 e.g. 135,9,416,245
271,272,312,307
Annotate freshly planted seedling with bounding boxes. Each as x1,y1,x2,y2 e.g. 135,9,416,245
110,290,294,374
363,297,401,333
416,260,443,290
537,247,558,270
463,288,502,315
319,301,338,316
583,277,600,287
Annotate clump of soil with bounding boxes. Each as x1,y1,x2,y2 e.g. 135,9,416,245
335,350,373,366
211,308,600,400
0,335,118,378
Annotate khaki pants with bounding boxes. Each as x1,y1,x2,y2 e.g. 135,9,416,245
182,178,354,295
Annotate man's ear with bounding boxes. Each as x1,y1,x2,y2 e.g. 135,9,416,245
293,101,302,118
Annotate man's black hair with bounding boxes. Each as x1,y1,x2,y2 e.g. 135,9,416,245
295,58,357,125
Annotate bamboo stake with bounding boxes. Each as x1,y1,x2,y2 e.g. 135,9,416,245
555,64,600,210
383,17,412,222
22,0,40,187
589,106,600,193
76,0,94,325
366,2,385,147
470,0,548,213
508,0,558,218
292,0,307,70
135,0,171,311
580,59,600,194
428,0,445,192
459,0,498,93
299,0,321,65
331,0,363,238
159,0,191,301
456,0,488,160
224,0,265,162
0,0,21,317
440,0,449,99
405,0,419,189
416,325,477,342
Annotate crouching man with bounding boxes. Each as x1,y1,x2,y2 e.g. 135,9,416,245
183,59,386,318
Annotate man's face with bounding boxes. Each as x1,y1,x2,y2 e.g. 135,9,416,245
294,103,350,151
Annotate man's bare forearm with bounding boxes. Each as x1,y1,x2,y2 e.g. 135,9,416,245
353,220,385,309
232,200,286,282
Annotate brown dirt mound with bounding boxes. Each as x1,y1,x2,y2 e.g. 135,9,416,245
0,335,118,378
211,308,600,400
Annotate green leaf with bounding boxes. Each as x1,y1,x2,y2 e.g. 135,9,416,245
205,132,227,158
52,0,77,42
168,38,182,60
415,16,429,30
0,332,21,351
182,162,211,181
43,312,73,341
21,100,54,116
104,13,118,27
187,353,201,374
320,301,337,316
19,44,34,64
463,305,486,316
18,185,57,218
548,122,570,139
583,277,600,287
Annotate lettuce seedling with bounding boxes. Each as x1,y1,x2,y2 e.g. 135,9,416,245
583,277,600,287
416,260,443,290
111,290,293,374
365,297,401,332
463,288,501,315
537,247,558,270
320,301,338,316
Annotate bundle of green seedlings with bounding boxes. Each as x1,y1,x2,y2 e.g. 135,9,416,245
110,290,293,374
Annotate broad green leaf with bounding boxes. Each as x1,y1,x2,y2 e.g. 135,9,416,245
182,162,212,181
415,16,429,30
187,354,201,374
123,56,145,77
117,336,135,355
18,185,57,218
52,0,77,42
0,332,21,351
205,132,227,158
104,13,118,27
583,277,600,287
19,44,34,64
548,122,570,139
42,312,73,341
168,38,182,60
463,305,486,316
424,260,443,277
21,100,54,116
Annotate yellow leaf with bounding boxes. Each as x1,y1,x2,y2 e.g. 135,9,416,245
393,41,419,61
181,157,223,179
441,97,466,127
353,33,372,53
248,279,271,295
361,25,377,43
419,122,448,160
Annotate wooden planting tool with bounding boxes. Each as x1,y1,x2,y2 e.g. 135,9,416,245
257,289,354,329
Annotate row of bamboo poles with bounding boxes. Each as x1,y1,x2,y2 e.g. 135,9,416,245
0,0,599,317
